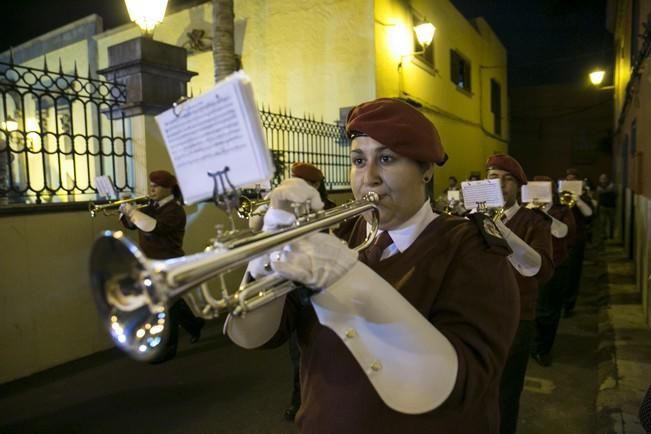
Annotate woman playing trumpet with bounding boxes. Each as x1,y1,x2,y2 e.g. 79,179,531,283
226,98,520,434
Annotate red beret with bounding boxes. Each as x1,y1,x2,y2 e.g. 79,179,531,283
149,170,177,188
346,98,447,165
486,154,528,185
291,162,324,184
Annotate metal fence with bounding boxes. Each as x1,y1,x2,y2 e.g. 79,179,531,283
0,57,132,205
0,57,351,207
259,106,350,190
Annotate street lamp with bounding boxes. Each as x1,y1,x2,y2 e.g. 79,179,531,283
414,22,435,52
589,69,606,86
125,0,169,36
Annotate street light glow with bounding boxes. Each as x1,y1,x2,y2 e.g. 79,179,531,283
414,22,435,48
589,70,606,86
125,0,169,34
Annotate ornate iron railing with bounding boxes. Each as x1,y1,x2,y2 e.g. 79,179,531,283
0,57,132,205
259,106,350,190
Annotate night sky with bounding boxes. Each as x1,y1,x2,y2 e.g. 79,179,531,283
2,0,612,88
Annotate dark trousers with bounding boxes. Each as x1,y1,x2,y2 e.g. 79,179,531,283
499,319,534,434
288,332,301,406
535,262,570,355
564,239,585,313
149,298,204,364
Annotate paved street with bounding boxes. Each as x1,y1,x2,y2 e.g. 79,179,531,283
0,243,647,434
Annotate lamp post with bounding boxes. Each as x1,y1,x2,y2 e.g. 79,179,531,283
125,0,169,36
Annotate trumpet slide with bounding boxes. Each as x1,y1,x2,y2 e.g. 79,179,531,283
89,192,380,361
88,196,149,217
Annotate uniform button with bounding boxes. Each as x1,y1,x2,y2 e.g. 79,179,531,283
366,360,382,375
344,328,357,339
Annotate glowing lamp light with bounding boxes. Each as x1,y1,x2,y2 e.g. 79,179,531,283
2,117,18,132
125,0,169,35
589,70,606,86
414,22,435,48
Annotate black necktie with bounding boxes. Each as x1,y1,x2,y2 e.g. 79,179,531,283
359,231,393,268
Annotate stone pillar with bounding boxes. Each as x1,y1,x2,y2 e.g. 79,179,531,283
97,37,196,194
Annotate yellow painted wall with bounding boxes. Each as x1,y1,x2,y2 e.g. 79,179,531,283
374,0,509,197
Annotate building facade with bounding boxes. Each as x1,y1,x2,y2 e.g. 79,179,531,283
610,0,651,324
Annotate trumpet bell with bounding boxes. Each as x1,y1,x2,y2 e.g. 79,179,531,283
90,231,171,362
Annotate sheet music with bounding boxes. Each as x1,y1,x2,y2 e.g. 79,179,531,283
95,175,117,200
156,71,274,205
461,179,504,209
447,190,460,201
521,181,552,203
558,180,583,197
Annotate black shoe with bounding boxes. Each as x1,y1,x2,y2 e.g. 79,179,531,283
190,319,205,344
532,352,552,367
284,404,299,421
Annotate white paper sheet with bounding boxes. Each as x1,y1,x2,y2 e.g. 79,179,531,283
558,180,583,197
521,181,552,203
461,179,504,209
155,71,274,205
95,175,117,199
447,190,460,201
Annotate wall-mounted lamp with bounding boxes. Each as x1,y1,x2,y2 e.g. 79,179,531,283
413,22,435,52
125,0,169,36
589,70,605,86
588,69,614,90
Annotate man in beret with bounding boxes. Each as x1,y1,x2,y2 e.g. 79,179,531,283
562,169,594,318
119,169,204,363
485,155,554,434
528,176,576,368
226,98,519,433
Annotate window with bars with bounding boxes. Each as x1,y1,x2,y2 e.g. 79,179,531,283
450,49,471,92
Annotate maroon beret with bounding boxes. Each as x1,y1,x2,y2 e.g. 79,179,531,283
149,170,177,188
345,98,447,166
486,154,528,185
291,162,324,184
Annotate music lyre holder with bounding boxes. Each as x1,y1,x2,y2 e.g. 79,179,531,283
207,166,241,232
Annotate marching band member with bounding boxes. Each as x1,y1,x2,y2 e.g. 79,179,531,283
563,168,594,317
530,176,576,367
485,155,554,434
119,170,204,363
226,98,520,434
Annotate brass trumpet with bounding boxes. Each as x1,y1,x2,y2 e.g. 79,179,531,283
89,192,380,361
236,196,271,219
88,196,149,218
559,190,576,207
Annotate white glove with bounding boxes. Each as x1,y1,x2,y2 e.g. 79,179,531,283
268,177,324,214
549,215,568,239
575,197,593,217
119,203,156,232
495,218,542,277
270,232,358,290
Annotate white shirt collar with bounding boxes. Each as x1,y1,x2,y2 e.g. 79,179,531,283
366,200,437,253
502,202,521,223
156,194,175,208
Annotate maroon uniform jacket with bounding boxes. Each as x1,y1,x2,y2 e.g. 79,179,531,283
505,207,554,320
120,200,185,259
267,214,520,434
547,203,577,266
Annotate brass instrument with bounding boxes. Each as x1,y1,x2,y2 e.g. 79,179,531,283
89,196,149,217
559,190,576,207
476,201,504,222
236,196,271,219
89,192,380,361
